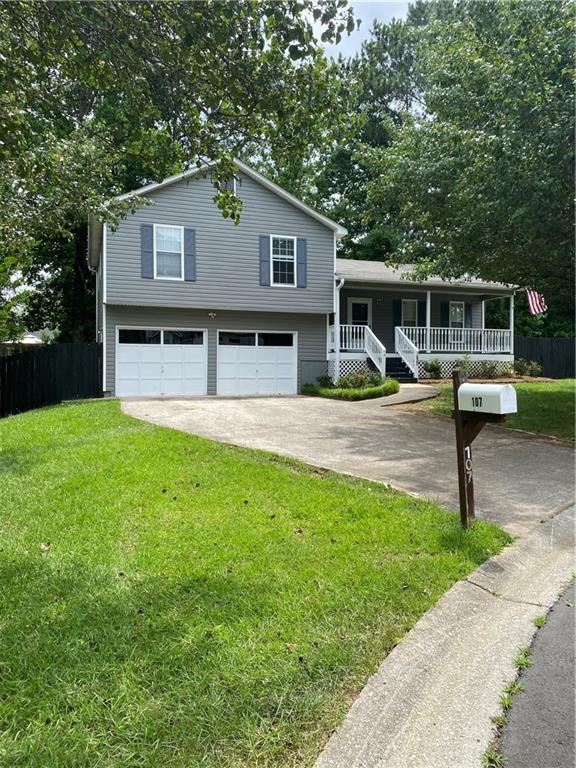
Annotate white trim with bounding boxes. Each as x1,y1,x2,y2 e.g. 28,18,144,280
480,299,485,330
102,303,107,391
114,325,208,398
114,158,347,237
401,298,418,327
347,297,373,327
102,222,107,303
153,223,185,281
425,290,431,352
419,353,514,362
270,234,297,287
216,328,298,396
449,301,465,329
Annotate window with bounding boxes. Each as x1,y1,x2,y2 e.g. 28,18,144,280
163,330,203,345
154,225,183,280
258,333,294,347
449,302,464,329
219,332,256,346
119,329,161,344
219,177,236,193
401,299,418,327
271,236,296,286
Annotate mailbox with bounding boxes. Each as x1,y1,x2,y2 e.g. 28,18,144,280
458,382,517,415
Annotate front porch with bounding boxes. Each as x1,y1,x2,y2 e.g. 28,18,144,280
328,324,514,381
329,263,515,381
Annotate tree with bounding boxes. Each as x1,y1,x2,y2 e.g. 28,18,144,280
0,0,355,339
365,0,575,303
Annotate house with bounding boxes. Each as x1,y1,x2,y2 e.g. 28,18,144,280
87,159,515,397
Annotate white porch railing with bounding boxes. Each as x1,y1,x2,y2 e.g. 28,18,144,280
328,324,387,377
395,327,419,377
398,327,512,354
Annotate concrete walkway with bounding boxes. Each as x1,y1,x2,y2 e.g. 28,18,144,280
122,395,575,536
500,581,575,768
376,383,439,407
315,506,575,768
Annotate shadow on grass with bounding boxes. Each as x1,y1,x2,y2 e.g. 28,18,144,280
0,555,273,766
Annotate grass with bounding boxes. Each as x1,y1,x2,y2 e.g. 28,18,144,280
423,379,575,441
0,400,509,768
302,378,400,401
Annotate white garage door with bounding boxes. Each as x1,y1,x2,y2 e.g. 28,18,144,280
217,331,297,396
116,328,207,397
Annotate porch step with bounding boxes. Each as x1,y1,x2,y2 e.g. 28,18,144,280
385,357,418,383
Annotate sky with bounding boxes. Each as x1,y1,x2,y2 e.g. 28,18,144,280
322,1,410,58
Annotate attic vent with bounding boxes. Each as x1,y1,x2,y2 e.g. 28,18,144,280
219,176,237,193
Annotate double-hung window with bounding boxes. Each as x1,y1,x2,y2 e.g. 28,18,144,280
154,225,184,280
271,236,296,286
401,299,418,327
449,301,464,329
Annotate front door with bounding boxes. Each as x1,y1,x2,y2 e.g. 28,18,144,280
348,298,373,327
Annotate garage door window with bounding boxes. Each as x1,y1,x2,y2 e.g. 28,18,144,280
119,329,161,344
164,330,203,345
258,333,294,346
219,332,256,346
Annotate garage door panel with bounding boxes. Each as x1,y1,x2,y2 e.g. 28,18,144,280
116,329,206,397
217,331,297,395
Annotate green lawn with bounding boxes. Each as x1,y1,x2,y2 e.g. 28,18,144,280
425,379,575,441
0,401,509,768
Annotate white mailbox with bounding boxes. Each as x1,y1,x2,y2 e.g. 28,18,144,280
458,382,517,415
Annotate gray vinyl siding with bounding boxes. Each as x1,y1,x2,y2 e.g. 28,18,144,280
340,288,483,351
105,172,334,313
105,305,327,395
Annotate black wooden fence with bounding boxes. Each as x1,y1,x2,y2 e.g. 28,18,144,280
514,336,575,379
0,343,102,418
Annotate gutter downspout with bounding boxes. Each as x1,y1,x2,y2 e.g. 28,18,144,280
334,278,345,382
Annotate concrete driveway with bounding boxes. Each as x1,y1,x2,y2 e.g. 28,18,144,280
122,396,574,536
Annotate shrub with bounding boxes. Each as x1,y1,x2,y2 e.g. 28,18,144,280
500,363,515,377
526,360,543,377
514,358,542,377
316,374,334,389
422,357,442,378
302,378,400,401
336,370,383,389
476,361,498,378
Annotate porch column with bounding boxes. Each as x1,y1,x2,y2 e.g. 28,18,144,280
426,290,431,352
509,293,515,354
480,299,485,353
334,278,344,381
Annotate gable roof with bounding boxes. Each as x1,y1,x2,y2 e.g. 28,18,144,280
115,158,347,238
335,259,514,293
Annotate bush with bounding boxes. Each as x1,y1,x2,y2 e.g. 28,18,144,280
302,378,400,401
514,358,542,377
500,363,515,377
476,361,498,378
315,374,334,388
336,370,383,389
422,357,442,378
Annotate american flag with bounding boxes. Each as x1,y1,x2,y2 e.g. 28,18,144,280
526,288,548,316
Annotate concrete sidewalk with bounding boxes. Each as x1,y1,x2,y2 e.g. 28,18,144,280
315,506,575,768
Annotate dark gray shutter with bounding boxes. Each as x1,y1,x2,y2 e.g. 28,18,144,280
465,302,472,328
440,301,449,327
296,238,307,288
259,236,270,286
392,300,401,329
418,300,426,326
184,228,196,282
141,224,153,279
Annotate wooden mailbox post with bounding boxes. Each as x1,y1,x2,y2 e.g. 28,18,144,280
452,369,517,528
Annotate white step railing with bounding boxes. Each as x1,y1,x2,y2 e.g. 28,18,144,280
364,326,386,377
395,327,419,376
328,324,387,377
398,327,512,354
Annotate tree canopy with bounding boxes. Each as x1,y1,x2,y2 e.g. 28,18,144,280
364,0,574,302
